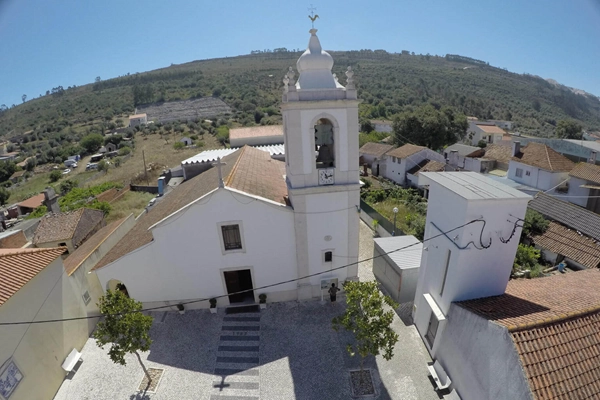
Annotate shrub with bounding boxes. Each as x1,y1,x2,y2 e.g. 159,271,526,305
259,293,267,304
118,146,131,156
173,142,185,150
49,170,62,182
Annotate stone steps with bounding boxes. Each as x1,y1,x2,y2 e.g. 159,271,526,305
212,313,262,398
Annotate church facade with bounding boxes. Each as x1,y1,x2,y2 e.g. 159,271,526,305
94,29,360,308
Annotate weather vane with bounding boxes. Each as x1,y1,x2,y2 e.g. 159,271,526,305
308,4,319,28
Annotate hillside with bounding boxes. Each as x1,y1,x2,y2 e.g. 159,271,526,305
1,50,600,142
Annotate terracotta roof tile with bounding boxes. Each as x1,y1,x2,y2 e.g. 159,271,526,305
512,312,600,400
458,269,600,331
481,143,513,163
16,193,45,209
417,160,446,174
533,222,600,269
64,217,129,276
229,125,283,140
386,144,426,159
529,192,600,241
476,124,506,134
226,146,287,205
33,208,104,246
512,142,575,172
569,163,600,185
359,142,394,158
0,247,66,306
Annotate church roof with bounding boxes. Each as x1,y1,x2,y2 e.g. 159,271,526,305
92,146,287,271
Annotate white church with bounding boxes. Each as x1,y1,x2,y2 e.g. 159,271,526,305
93,29,361,308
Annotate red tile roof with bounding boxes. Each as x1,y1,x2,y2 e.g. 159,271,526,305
16,193,45,210
229,125,283,140
386,144,426,159
226,146,287,205
512,142,575,172
533,222,600,269
569,162,600,185
359,142,394,158
481,144,513,163
512,312,600,400
64,217,129,276
476,124,506,134
459,269,600,331
33,208,105,246
0,247,66,306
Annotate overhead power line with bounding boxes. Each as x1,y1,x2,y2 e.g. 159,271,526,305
0,219,485,326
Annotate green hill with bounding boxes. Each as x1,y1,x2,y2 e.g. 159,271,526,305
1,50,599,144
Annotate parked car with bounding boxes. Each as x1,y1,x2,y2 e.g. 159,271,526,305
86,163,98,171
147,198,157,207
62,169,71,175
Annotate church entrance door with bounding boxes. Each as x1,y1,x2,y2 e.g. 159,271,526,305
224,269,255,304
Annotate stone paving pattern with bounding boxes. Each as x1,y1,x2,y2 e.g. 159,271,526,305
54,222,439,399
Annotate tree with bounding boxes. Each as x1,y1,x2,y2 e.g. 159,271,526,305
25,157,37,172
0,161,16,182
477,140,487,148
21,94,27,103
98,159,109,173
173,141,185,151
80,133,104,154
49,170,62,183
332,281,399,371
522,209,549,238
513,244,542,277
392,105,468,150
94,289,154,383
0,187,9,206
104,134,123,146
59,178,78,195
556,119,583,139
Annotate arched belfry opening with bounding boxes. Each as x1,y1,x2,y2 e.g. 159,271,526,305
315,118,335,168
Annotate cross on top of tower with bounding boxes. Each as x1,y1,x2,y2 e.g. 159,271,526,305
212,157,227,188
308,5,319,28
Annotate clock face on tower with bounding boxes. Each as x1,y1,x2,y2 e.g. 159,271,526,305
318,168,334,185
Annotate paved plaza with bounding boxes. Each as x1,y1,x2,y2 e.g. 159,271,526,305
54,222,440,399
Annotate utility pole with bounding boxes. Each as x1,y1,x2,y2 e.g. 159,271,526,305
142,150,149,185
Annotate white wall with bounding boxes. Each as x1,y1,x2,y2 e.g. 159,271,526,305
230,135,284,148
566,177,589,207
413,180,529,356
508,160,569,191
0,258,89,400
97,189,299,307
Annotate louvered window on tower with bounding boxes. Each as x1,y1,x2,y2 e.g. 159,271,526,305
221,224,242,250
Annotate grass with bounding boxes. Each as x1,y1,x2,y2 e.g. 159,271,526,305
368,198,413,234
8,172,52,203
106,191,154,223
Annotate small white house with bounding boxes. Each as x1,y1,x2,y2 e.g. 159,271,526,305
128,113,147,128
358,142,393,172
370,119,393,133
180,137,193,146
383,144,446,186
467,121,506,146
507,141,575,192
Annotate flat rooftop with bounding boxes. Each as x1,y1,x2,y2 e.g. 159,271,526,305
374,235,422,270
419,171,532,200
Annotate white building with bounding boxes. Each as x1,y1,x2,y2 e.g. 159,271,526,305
412,172,531,399
467,120,506,146
565,152,600,213
180,137,193,146
128,113,147,127
383,144,446,186
358,142,393,172
370,119,393,133
94,29,360,307
0,248,91,400
507,141,575,192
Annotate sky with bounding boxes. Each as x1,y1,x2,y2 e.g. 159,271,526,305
1,0,599,106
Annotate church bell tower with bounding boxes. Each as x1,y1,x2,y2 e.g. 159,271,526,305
281,28,360,300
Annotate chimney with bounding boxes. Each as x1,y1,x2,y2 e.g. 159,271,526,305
43,187,61,214
448,150,459,167
589,151,597,164
511,141,521,157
